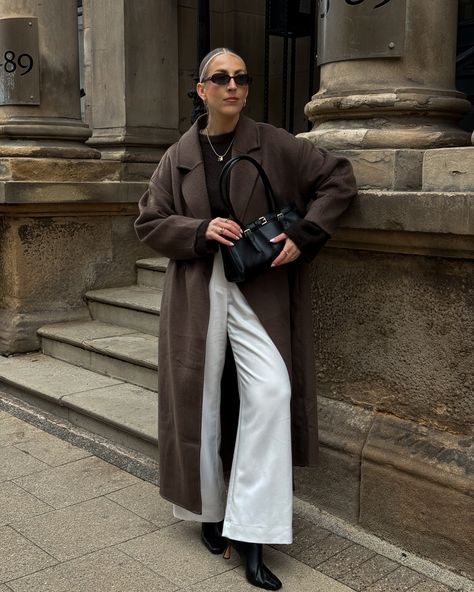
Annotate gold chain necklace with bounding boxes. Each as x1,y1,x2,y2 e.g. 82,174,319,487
205,128,235,162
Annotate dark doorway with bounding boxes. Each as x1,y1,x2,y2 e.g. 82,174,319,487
457,0,474,132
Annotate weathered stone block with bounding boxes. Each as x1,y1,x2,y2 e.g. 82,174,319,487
334,150,424,191
0,211,154,354
294,397,374,522
338,190,474,237
423,147,474,191
360,414,474,578
0,158,122,183
312,249,474,434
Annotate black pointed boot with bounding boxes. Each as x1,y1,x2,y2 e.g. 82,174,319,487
224,540,282,590
201,520,227,554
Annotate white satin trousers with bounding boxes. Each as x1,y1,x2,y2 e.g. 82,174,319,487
173,253,293,544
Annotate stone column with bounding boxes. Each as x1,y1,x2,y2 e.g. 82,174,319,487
303,0,471,151
0,0,98,158
87,0,180,163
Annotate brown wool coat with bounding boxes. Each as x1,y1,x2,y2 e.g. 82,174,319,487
135,115,357,514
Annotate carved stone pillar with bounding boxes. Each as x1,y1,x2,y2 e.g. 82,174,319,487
87,0,180,162
0,0,98,158
302,0,471,151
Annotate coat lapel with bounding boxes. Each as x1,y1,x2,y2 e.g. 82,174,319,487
176,120,211,219
176,115,262,223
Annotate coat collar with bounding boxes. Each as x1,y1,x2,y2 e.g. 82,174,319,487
176,115,262,222
176,114,260,169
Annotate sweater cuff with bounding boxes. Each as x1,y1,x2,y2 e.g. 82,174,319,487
285,219,331,263
195,220,219,256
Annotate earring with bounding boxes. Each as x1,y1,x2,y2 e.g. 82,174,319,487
243,99,247,107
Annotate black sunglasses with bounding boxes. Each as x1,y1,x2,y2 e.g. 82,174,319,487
203,73,252,86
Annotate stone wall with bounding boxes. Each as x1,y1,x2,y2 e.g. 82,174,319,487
313,248,473,435
0,194,154,355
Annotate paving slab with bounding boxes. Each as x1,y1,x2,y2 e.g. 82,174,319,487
13,456,138,508
14,429,91,467
177,568,259,592
12,497,156,562
62,382,158,441
235,546,357,592
106,481,180,528
295,532,353,568
0,446,49,482
272,515,331,558
7,547,176,592
118,521,240,588
0,526,57,583
317,543,376,579
337,553,399,591
0,354,122,403
408,580,455,592
0,412,468,592
0,482,51,526
363,565,425,591
0,416,42,447
0,411,10,421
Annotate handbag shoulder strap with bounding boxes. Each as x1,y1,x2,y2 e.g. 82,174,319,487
218,155,279,224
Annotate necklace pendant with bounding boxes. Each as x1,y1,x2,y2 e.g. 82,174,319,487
218,156,224,162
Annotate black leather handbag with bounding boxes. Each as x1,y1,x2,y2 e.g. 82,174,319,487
218,155,302,283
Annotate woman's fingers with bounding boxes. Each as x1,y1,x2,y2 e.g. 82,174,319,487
205,217,242,245
270,232,287,244
271,238,301,267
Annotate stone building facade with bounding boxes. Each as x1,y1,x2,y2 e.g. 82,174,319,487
0,0,472,580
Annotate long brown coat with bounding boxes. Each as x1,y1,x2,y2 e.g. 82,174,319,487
135,115,357,514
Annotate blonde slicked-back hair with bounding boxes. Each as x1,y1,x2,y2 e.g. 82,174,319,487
198,47,245,83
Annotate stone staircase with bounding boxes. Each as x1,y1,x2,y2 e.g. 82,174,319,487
0,258,167,460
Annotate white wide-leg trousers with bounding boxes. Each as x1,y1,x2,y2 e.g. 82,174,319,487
173,253,293,544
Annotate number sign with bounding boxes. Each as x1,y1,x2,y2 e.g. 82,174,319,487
318,0,406,65
0,17,39,105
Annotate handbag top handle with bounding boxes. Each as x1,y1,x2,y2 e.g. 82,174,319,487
218,155,280,225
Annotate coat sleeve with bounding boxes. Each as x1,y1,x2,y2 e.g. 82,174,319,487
134,150,216,260
284,137,357,261
297,139,357,236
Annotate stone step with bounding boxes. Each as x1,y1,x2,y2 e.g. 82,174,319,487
136,257,168,289
0,353,158,459
85,285,162,336
38,320,158,392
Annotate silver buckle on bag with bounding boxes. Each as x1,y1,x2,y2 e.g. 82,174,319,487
243,228,252,235
277,212,284,220
258,216,267,225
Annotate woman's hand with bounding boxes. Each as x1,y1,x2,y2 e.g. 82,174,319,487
206,217,242,246
270,234,301,267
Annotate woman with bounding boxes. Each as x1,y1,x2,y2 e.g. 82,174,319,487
135,48,357,590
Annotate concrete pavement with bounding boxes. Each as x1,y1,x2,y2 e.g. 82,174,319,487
0,407,471,592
